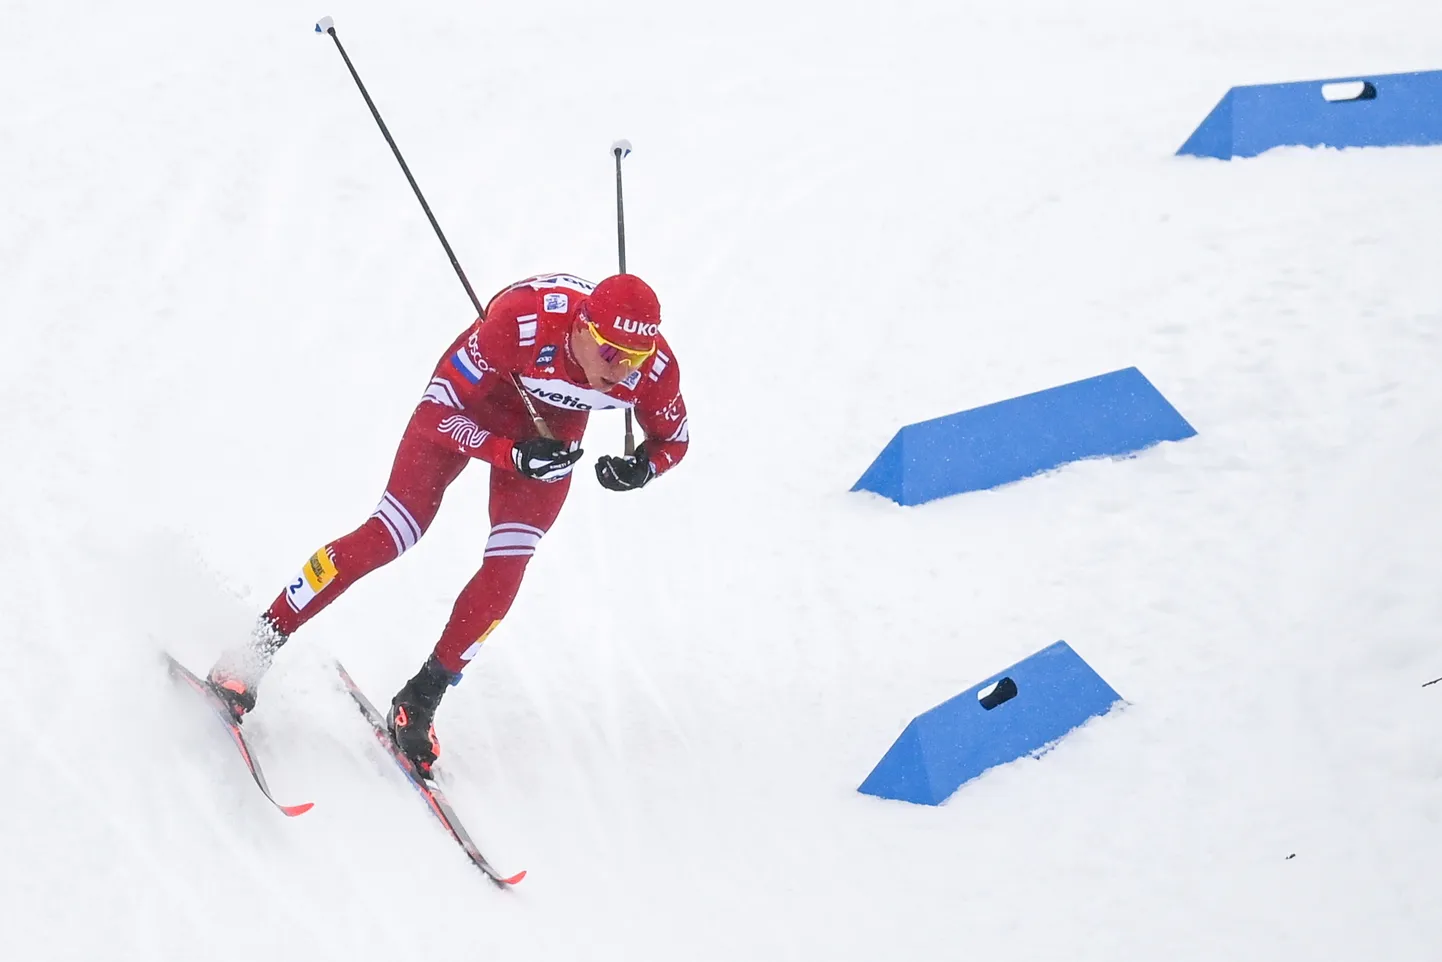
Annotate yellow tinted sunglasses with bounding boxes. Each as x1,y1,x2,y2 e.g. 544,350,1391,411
584,319,656,370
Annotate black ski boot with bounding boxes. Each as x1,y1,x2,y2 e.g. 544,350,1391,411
387,655,454,777
206,613,290,721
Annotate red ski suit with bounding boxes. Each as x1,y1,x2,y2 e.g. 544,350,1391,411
264,273,689,672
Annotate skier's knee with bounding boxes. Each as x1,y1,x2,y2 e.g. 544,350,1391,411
371,491,428,558
483,521,546,562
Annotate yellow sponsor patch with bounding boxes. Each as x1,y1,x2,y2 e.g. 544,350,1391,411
302,547,339,592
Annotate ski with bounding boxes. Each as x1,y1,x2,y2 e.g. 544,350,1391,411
335,661,525,887
164,653,314,817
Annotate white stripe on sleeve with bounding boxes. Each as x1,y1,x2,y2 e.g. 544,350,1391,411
517,313,539,346
422,378,461,408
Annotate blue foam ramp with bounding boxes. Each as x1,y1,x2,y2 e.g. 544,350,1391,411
1178,69,1442,160
851,366,1195,506
858,641,1122,806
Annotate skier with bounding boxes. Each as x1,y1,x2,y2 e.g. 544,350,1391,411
207,272,689,774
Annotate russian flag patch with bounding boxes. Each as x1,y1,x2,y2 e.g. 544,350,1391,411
451,349,485,384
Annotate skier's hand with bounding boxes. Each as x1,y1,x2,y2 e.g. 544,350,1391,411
595,445,655,492
511,437,582,483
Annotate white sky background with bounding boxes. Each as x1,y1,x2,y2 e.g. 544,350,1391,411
2,1,1441,959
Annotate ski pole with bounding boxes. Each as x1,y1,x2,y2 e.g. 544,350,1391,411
611,139,636,456
315,16,555,440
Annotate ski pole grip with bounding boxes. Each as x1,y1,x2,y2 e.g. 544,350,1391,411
315,16,335,34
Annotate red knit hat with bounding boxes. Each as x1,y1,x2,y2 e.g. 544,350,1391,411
583,274,661,352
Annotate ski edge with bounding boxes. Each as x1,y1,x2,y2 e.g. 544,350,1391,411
164,653,315,817
334,660,524,888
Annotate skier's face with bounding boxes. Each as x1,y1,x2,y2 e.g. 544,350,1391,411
571,316,642,392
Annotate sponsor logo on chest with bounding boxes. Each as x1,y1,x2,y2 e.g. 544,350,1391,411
519,376,634,412
543,293,569,313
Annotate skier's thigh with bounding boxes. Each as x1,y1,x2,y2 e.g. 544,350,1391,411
488,466,572,534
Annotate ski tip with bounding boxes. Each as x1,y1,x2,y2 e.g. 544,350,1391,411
499,869,527,885
280,802,315,817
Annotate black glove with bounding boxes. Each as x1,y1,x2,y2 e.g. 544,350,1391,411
595,444,655,492
511,437,582,483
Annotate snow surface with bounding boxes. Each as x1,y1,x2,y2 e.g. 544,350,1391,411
3,1,1442,958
